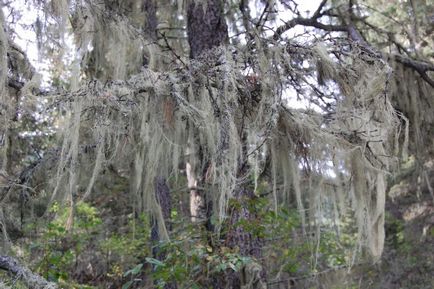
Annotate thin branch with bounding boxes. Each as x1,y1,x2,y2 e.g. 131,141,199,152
158,32,187,68
255,1,270,30
344,1,434,87
274,17,347,40
393,54,434,74
312,0,328,19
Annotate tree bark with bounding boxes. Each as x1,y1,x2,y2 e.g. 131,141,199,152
186,0,228,59
142,0,158,41
223,188,267,289
150,177,172,249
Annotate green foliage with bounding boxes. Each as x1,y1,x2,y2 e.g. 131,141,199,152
128,196,358,288
122,263,143,289
21,203,151,287
257,199,358,275
385,213,406,250
116,227,255,289
29,202,102,282
144,239,206,288
100,213,151,278
20,187,360,288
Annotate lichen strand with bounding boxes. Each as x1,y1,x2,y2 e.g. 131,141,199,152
69,0,152,80
0,7,9,173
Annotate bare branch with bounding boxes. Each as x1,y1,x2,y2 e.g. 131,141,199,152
159,32,187,68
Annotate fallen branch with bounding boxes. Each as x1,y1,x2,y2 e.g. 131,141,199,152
0,256,57,289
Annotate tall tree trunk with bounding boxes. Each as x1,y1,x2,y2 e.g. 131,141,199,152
142,0,158,40
186,0,229,224
186,1,266,288
141,1,176,288
224,187,267,289
150,177,177,289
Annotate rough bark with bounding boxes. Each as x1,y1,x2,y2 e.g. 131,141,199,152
224,188,267,289
186,0,229,59
142,0,158,41
151,177,172,246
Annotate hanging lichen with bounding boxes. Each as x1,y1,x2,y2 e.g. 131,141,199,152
0,7,9,174
42,36,403,260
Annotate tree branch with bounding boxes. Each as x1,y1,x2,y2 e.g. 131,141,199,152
274,17,347,40
312,0,328,19
393,54,434,87
347,23,434,87
7,78,24,90
275,2,434,87
0,255,57,289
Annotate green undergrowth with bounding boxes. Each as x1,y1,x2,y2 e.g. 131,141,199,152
12,194,361,289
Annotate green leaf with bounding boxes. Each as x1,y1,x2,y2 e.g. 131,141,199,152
131,263,143,275
145,257,165,267
228,262,237,271
122,280,133,289
124,263,143,276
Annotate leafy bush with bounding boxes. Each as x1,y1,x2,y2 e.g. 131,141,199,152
29,202,102,282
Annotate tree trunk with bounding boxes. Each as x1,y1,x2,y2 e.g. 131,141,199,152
150,177,177,289
142,1,176,288
151,177,172,252
186,1,266,287
223,188,267,288
186,0,228,59
142,0,158,40
186,0,229,223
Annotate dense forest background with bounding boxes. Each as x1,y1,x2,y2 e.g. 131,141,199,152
0,0,433,288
